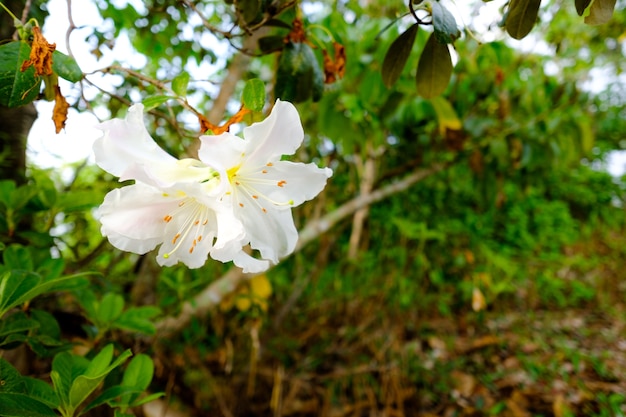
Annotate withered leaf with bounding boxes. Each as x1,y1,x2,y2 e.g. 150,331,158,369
21,26,56,76
53,85,69,134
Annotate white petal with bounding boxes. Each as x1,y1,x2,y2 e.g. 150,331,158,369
93,104,176,178
211,240,270,273
238,160,332,208
231,191,299,263
97,184,177,254
121,158,219,190
242,100,304,163
197,131,246,185
156,204,217,269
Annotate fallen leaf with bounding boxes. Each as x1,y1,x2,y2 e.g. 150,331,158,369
451,370,477,397
472,287,487,312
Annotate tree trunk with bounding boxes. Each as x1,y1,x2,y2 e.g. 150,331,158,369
0,0,39,184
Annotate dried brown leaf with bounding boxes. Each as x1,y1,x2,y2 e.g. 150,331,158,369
21,26,56,76
53,85,69,134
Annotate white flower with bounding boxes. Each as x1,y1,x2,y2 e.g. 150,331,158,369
93,100,331,273
198,99,332,267
94,104,257,271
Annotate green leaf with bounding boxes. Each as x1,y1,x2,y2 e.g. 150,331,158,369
141,95,172,111
431,1,460,43
52,51,82,82
505,0,542,40
171,72,190,96
81,385,143,414
0,315,40,337
3,244,33,270
83,344,114,378
575,0,592,15
0,271,40,318
129,391,164,407
274,42,324,103
114,306,160,335
30,309,62,340
430,96,462,135
96,293,125,325
22,377,60,409
0,359,26,393
55,189,103,212
32,171,58,208
122,354,154,391
37,257,65,281
9,184,38,210
0,42,41,107
584,0,616,25
0,393,57,417
258,35,286,53
69,347,132,410
0,270,94,318
382,24,419,88
237,0,260,23
0,181,16,207
51,351,90,410
242,78,266,112
416,33,453,99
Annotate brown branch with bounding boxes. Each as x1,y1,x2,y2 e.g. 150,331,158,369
153,161,451,337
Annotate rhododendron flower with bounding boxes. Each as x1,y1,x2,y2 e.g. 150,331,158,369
94,104,249,270
93,100,331,273
198,99,332,267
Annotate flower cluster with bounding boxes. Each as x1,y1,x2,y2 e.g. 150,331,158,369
93,100,332,273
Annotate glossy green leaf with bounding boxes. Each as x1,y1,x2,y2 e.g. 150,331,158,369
0,393,57,417
69,347,132,410
274,42,324,103
52,51,82,82
171,72,190,96
22,377,60,409
382,24,419,88
0,42,41,108
431,1,460,44
0,269,94,319
242,78,266,112
51,351,90,410
141,95,172,111
584,0,616,25
0,271,40,318
122,354,154,391
120,354,154,405
575,0,592,15
505,0,542,40
416,33,453,99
